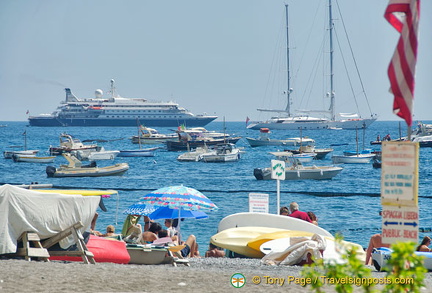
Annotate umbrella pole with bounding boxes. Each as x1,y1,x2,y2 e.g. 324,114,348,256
177,208,181,244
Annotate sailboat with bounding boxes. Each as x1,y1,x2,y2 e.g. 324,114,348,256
247,1,377,130
118,123,158,157
331,127,375,164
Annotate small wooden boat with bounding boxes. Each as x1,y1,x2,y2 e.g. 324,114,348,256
126,244,169,265
3,149,39,159
46,154,129,178
12,154,56,163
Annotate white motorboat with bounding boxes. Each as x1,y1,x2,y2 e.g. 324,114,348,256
12,154,56,163
131,126,177,145
254,158,342,180
118,147,158,157
331,153,376,164
269,151,316,163
247,3,376,131
177,146,214,162
75,147,120,161
246,128,315,147
199,143,241,163
49,133,98,155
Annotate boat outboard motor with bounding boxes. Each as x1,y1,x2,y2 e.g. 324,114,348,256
46,166,57,178
253,168,264,180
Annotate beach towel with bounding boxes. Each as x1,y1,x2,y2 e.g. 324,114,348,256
261,234,326,266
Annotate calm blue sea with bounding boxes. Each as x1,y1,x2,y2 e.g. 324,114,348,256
1,120,431,255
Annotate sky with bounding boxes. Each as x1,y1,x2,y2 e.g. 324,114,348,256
0,0,431,123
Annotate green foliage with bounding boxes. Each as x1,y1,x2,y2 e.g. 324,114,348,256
301,235,428,293
382,241,426,293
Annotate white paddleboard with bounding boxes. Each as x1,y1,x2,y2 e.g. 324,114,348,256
210,226,287,258
218,212,333,237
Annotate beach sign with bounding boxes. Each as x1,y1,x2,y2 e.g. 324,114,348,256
382,205,419,245
381,141,419,207
271,159,285,215
380,141,419,245
271,160,285,180
249,193,269,213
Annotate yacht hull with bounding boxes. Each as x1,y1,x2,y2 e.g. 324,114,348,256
248,117,377,130
29,117,217,127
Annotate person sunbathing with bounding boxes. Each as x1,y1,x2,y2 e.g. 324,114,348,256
205,243,225,258
365,234,390,265
417,236,432,252
152,227,199,258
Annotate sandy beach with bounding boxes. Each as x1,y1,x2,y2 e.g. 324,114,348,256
1,258,431,293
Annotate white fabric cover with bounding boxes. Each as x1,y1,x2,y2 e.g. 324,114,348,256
0,184,100,254
261,234,327,266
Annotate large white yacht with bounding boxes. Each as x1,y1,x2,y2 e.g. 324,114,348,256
28,79,217,127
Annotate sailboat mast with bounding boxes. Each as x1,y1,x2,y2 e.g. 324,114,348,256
285,4,291,116
328,0,335,121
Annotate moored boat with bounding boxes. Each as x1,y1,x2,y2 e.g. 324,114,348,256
246,128,315,147
177,146,213,162
75,147,120,161
46,154,129,178
118,147,158,157
49,133,98,156
166,136,241,151
28,79,217,127
331,153,375,164
254,163,343,180
247,3,376,131
199,143,241,163
4,149,39,159
12,154,56,163
286,145,333,160
131,126,177,145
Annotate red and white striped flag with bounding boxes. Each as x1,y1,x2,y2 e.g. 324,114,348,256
384,0,420,127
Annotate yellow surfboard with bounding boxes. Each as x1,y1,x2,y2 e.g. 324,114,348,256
210,227,287,258
247,230,319,252
36,189,118,196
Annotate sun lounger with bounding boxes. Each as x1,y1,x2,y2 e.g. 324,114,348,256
42,221,96,264
152,237,190,267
